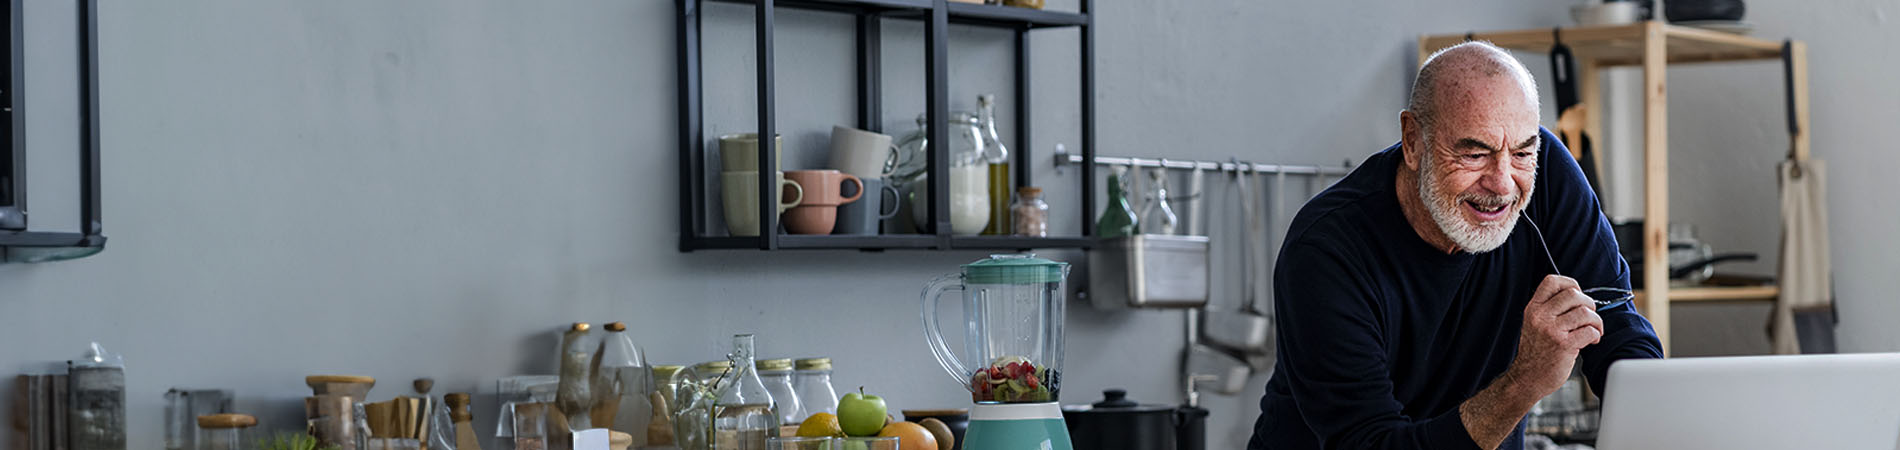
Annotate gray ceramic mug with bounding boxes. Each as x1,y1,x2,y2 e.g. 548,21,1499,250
834,177,901,235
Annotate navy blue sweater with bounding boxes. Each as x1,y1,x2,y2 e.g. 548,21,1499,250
1247,128,1663,450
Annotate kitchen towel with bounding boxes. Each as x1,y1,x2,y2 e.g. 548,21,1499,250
1774,158,1831,354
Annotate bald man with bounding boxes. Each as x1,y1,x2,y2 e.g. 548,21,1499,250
1247,42,1663,449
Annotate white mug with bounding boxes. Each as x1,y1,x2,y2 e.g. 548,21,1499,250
722,170,804,237
828,125,897,179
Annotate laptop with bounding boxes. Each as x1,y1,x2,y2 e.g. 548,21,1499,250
1595,353,1900,450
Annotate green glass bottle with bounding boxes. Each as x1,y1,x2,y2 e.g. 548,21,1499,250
1095,167,1140,238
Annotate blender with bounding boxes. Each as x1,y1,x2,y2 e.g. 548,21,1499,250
921,254,1074,450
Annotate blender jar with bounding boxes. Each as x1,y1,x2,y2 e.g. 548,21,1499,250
921,254,1070,403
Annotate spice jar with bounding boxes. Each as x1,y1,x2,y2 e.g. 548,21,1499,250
1011,186,1049,237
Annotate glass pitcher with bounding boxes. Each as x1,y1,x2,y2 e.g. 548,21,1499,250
921,254,1070,404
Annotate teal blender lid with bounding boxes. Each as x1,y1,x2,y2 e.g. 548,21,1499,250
964,254,1068,284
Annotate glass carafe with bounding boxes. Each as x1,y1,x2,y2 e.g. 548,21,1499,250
921,254,1071,404
712,334,778,450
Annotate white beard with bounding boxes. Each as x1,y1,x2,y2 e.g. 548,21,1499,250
1417,151,1532,253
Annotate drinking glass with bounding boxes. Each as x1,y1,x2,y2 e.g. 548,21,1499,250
765,436,834,450
842,436,899,450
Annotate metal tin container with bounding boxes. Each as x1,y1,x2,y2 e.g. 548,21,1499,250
1087,235,1210,309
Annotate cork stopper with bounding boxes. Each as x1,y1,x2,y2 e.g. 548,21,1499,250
605,322,627,332
1017,186,1042,196
196,413,257,429
570,322,591,332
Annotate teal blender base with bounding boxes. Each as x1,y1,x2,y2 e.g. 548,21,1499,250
963,402,1074,450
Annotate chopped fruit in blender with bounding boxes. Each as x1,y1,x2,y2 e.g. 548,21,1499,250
970,356,1059,403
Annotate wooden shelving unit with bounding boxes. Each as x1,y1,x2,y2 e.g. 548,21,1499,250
1420,22,1810,351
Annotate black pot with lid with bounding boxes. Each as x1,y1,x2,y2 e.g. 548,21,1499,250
1062,388,1208,450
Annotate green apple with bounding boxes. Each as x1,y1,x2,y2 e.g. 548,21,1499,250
837,387,888,436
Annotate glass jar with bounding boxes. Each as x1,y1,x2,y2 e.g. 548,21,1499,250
792,358,839,422
756,358,803,425
648,365,693,448
1011,187,1049,237
712,334,779,450
512,402,549,450
907,112,991,236
696,360,734,392
194,414,255,450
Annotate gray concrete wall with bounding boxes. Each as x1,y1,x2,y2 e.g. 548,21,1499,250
16,0,1894,449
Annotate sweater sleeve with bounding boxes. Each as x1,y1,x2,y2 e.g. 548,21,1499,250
1531,127,1666,395
1273,241,1483,450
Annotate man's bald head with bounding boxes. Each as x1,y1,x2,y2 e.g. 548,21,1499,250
1407,42,1541,137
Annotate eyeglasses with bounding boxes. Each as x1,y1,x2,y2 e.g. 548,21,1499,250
1520,215,1636,312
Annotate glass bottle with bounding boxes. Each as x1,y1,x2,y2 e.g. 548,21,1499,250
1011,187,1049,237
755,359,803,425
977,94,1012,235
712,334,778,450
1141,167,1178,235
594,322,655,443
1095,166,1140,238
791,358,839,422
164,390,193,450
194,414,254,450
554,322,596,431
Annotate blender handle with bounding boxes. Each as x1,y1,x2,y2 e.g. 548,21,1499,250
921,274,975,389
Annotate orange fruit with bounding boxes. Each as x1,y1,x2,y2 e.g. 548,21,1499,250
877,421,937,450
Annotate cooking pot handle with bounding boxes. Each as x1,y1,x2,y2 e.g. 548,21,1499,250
1669,253,1759,280
921,274,975,390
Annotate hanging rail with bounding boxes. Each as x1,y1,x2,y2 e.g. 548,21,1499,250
1052,145,1354,176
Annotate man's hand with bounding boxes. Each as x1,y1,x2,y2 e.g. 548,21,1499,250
1461,275,1605,450
1509,275,1605,395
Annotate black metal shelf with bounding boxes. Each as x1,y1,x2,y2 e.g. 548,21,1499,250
944,2,1087,28
950,236,1092,250
701,0,1088,29
684,235,1089,251
0,0,106,263
676,0,1096,252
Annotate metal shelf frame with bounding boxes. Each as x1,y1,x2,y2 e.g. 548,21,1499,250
676,0,1096,251
0,0,105,262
